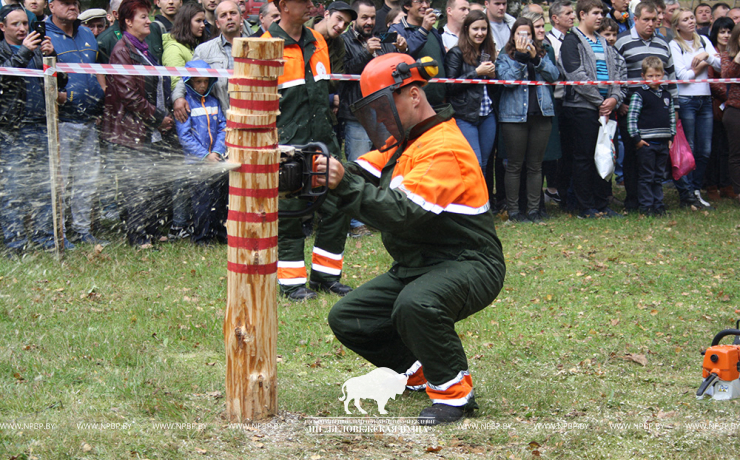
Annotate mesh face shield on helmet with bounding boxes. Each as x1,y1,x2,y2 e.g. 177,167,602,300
350,86,404,152
349,54,439,153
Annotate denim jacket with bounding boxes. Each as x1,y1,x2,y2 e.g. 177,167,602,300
495,51,559,122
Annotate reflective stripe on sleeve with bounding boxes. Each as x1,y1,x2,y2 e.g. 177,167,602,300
356,159,381,178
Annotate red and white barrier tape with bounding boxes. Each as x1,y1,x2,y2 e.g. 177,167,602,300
330,73,740,86
58,63,234,78
0,66,44,77
3,62,740,86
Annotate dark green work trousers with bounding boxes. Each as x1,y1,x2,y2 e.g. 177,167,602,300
328,257,503,386
278,192,350,294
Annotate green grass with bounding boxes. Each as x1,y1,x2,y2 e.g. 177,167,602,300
1,187,740,459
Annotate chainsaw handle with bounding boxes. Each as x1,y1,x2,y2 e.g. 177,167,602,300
696,372,719,398
277,142,330,219
711,329,740,346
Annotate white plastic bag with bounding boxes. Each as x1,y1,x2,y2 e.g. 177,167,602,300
594,116,617,180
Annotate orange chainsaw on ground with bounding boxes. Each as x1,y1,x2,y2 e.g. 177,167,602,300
696,321,740,400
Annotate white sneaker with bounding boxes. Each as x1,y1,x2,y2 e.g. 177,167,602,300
103,209,120,221
694,190,712,208
168,226,192,240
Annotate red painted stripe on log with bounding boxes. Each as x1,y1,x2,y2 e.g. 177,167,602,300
233,57,283,67
230,78,277,87
233,163,279,173
229,235,277,250
227,261,278,275
228,210,278,223
229,97,280,111
229,186,279,198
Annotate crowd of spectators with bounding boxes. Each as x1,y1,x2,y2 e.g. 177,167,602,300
1,0,740,260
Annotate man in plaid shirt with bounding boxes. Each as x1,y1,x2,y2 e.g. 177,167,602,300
626,56,676,216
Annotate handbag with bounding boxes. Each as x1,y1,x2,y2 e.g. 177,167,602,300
669,119,696,181
594,116,618,180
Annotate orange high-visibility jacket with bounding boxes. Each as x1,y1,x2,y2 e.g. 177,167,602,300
263,24,338,155
333,107,505,278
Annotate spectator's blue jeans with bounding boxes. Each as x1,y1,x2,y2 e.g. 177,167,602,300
0,125,54,249
343,120,374,229
455,113,497,174
59,121,100,235
171,179,191,229
344,120,374,163
678,96,714,191
615,135,625,184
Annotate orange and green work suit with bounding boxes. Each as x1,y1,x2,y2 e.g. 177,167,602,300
327,105,506,407
264,23,349,294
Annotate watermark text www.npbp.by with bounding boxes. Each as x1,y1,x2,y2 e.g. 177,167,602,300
0,423,56,430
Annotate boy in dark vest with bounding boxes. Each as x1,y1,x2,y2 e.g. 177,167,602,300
627,56,676,216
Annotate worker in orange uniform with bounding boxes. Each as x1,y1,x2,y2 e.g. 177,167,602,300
264,0,352,301
315,53,506,425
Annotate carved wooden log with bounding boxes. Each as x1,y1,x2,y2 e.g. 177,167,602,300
225,128,279,150
224,37,283,422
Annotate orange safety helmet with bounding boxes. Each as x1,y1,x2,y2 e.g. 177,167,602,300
360,53,439,98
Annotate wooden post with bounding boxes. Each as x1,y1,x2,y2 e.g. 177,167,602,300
43,57,64,260
224,38,284,422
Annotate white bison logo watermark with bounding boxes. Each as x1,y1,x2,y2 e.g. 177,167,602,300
339,368,408,415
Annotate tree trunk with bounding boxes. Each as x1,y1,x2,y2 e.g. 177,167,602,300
224,37,284,422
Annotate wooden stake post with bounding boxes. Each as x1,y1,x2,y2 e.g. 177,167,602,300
224,38,284,422
43,57,64,260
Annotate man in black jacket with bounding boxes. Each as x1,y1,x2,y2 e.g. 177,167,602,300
339,0,407,237
340,0,407,162
0,4,70,255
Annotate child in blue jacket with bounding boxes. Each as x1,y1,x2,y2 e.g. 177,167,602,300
176,60,228,246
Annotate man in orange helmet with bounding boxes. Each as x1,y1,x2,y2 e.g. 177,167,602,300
316,53,506,425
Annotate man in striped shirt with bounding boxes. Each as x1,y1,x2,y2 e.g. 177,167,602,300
614,1,708,210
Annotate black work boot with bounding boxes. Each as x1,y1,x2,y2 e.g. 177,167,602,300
418,397,478,426
282,286,318,302
308,280,353,296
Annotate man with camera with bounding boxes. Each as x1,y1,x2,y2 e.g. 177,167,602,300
46,0,108,246
0,4,67,254
389,0,447,107
340,0,408,161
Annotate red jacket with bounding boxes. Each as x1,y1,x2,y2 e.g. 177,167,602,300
101,35,171,150
709,53,728,121
720,52,740,111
